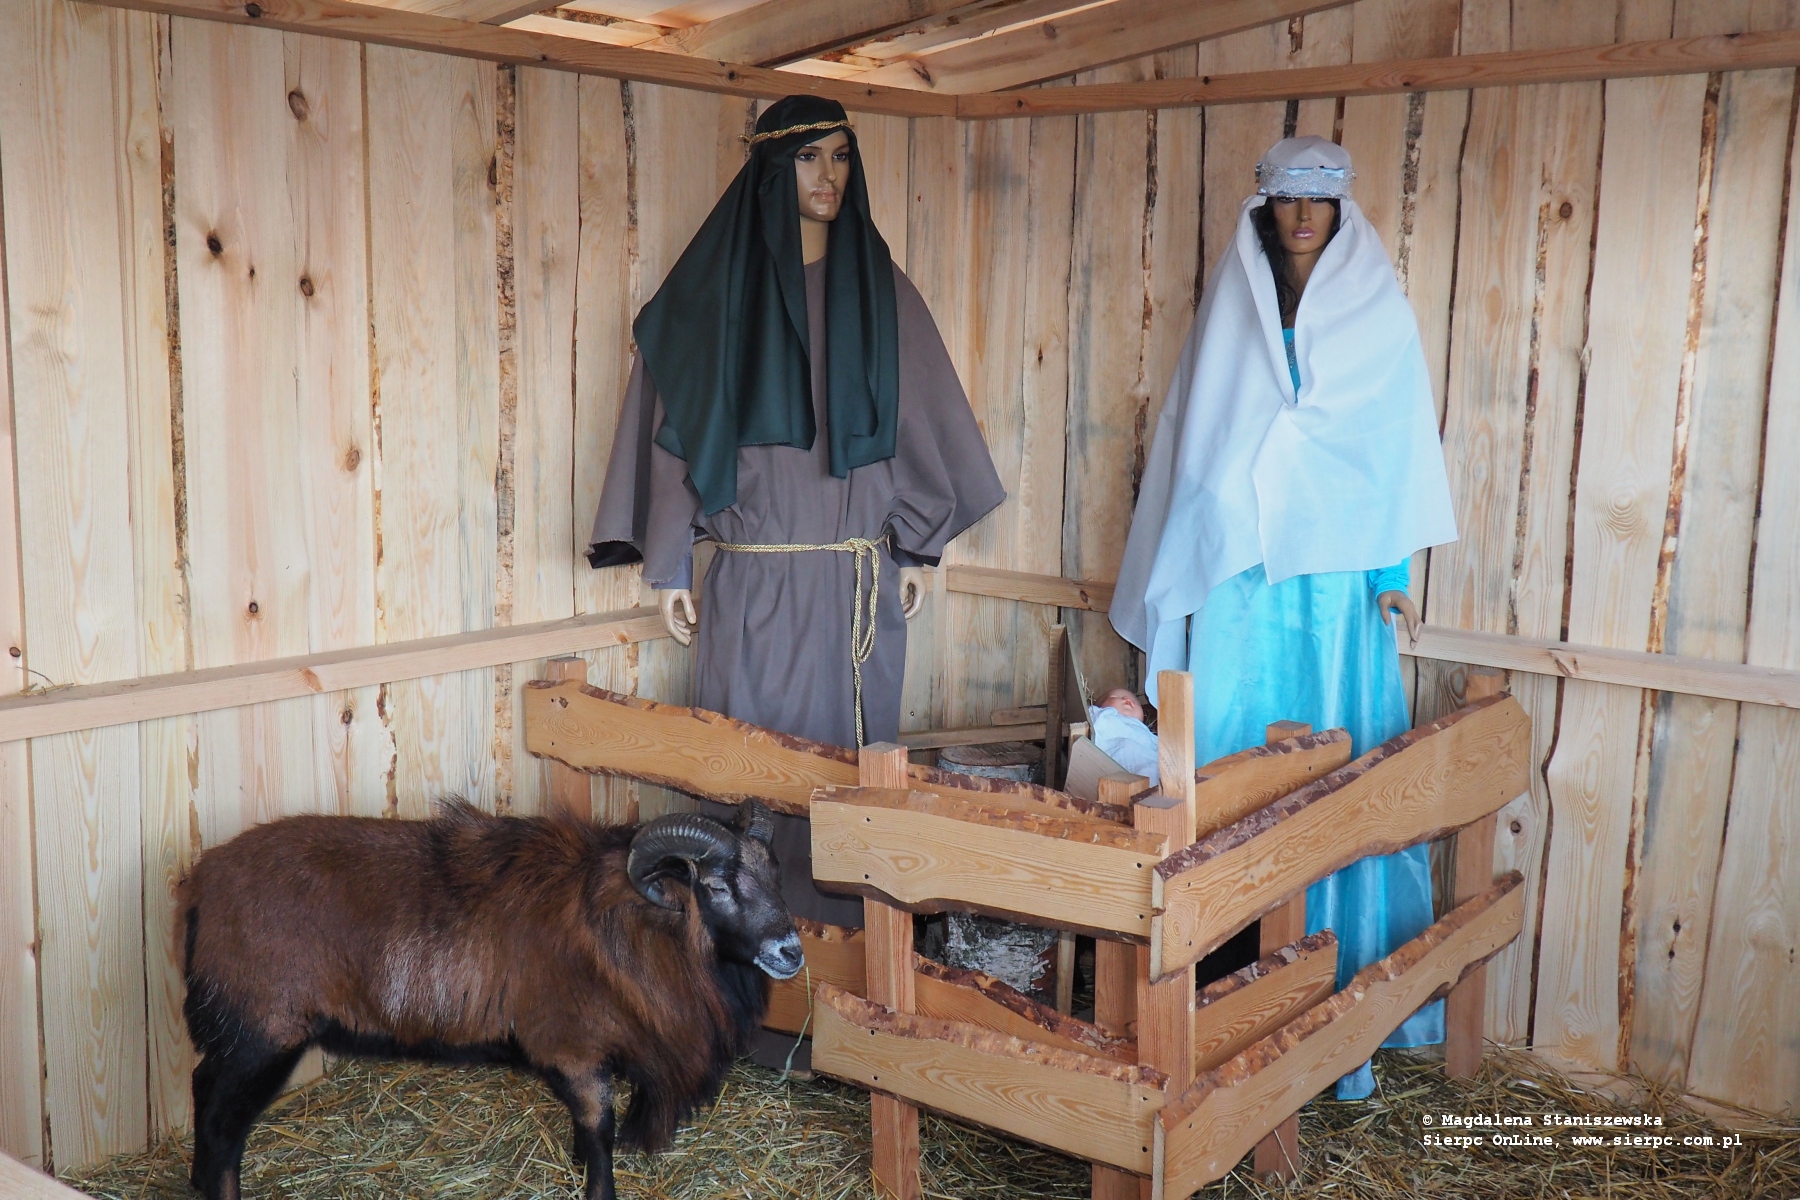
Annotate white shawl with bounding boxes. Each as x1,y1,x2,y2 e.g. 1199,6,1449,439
1108,195,1456,695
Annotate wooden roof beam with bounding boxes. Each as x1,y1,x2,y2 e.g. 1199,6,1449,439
74,0,957,115
637,0,978,67
954,27,1800,116
376,0,557,25
848,0,1359,94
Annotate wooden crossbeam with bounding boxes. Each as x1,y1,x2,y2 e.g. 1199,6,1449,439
944,564,1115,613
763,919,867,1036
1150,696,1531,980
378,0,549,24
0,1152,86,1198
810,786,1166,937
637,0,972,66
74,0,956,116
1192,932,1337,1076
1153,875,1526,1200
0,606,668,746
524,679,1114,818
1192,729,1352,840
813,984,1167,1174
847,0,1356,94
957,28,1800,116
915,957,1136,1061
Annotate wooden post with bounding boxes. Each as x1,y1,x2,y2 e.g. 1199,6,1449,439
1091,771,1147,1200
860,743,920,1200
1253,720,1312,1183
544,657,593,819
1445,669,1507,1079
1045,624,1070,790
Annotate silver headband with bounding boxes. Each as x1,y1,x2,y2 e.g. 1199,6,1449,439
1256,163,1354,199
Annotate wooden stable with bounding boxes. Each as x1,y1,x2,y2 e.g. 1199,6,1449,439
5,0,1800,1185
523,664,1530,1197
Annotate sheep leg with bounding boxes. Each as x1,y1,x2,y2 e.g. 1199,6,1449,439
544,1066,616,1200
189,1040,305,1200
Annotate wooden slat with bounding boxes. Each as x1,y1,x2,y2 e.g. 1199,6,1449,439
571,74,642,826
525,679,1112,817
0,0,155,1165
898,721,1046,749
915,957,1134,1062
1631,66,1794,1089
0,1152,88,1199
1534,73,1708,1077
636,0,970,66
1686,58,1800,1114
813,984,1166,1175
956,29,1800,117
77,0,957,114
0,26,41,1160
382,0,548,23
944,565,1115,613
0,607,667,746
366,44,502,815
763,920,866,1037
505,64,582,816
1192,932,1337,1076
1192,729,1352,840
859,744,920,1200
542,659,593,817
811,788,1163,937
1152,697,1531,980
1093,767,1149,1194
1154,875,1526,1200
848,0,1357,94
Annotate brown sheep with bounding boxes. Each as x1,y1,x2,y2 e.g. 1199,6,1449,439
179,799,800,1200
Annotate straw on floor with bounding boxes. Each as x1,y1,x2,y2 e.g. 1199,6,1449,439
64,1048,1799,1199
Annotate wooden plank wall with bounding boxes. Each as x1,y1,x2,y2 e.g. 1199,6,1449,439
5,0,1800,1174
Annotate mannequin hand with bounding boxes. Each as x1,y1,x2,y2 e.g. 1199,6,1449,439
1377,590,1420,645
657,588,697,647
900,567,926,620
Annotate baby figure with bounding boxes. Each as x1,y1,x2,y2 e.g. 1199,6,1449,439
1087,687,1159,785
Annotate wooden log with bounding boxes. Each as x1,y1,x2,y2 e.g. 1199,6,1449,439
953,28,1800,118
75,0,958,115
1155,875,1526,1200
813,984,1166,1175
915,958,1134,1062
543,658,592,818
1194,933,1338,1076
1193,729,1352,839
810,788,1165,938
763,920,866,1038
525,680,1115,818
1252,721,1311,1182
859,745,919,1200
1152,696,1531,980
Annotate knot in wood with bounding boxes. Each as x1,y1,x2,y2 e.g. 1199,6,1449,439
1559,201,1575,219
299,275,314,298
287,89,310,121
244,2,262,17
342,445,361,471
247,600,260,616
206,233,223,256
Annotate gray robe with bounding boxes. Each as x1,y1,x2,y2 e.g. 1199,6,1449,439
590,256,1005,925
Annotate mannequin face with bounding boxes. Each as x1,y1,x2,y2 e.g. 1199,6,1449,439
1269,195,1333,266
794,130,851,223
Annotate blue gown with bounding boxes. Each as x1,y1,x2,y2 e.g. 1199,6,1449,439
1185,329,1444,1099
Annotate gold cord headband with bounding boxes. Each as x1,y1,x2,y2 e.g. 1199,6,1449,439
742,119,851,146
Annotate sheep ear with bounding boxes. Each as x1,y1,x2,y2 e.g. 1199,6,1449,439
634,860,693,910
737,800,774,846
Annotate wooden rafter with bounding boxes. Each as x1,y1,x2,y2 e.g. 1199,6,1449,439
957,27,1800,114
377,0,552,24
77,0,957,115
637,0,975,67
845,0,1358,93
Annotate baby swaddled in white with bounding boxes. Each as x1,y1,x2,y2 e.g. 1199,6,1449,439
1086,687,1160,786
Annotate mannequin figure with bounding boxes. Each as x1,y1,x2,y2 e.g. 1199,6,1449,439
589,95,1003,945
1110,137,1458,1099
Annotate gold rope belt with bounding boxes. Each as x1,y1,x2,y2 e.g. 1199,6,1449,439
712,536,885,747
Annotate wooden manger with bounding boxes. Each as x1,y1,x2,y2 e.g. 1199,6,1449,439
522,665,1531,1200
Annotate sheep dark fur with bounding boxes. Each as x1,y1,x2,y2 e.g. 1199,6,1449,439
178,800,800,1200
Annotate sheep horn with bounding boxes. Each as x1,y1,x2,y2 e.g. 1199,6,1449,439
736,800,774,846
627,814,738,909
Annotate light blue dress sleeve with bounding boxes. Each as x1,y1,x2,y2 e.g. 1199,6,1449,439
1366,558,1410,596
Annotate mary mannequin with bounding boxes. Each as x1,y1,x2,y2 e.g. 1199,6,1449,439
1111,136,1459,1099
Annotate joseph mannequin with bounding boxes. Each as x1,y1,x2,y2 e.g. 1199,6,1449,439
588,96,1005,1048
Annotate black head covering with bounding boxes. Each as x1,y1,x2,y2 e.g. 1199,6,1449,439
631,95,900,515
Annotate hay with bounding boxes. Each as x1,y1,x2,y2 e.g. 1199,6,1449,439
63,1049,1799,1199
